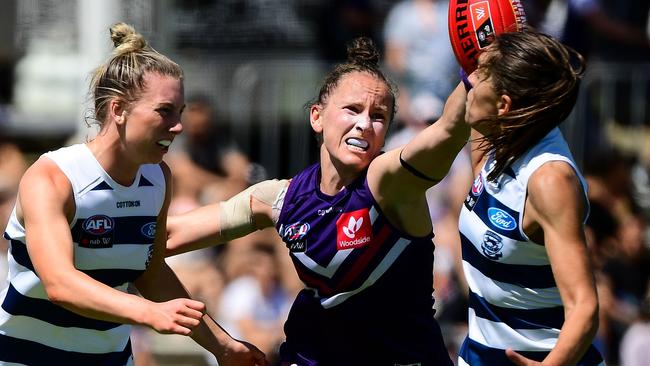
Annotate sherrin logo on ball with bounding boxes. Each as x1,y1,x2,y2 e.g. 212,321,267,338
448,0,527,73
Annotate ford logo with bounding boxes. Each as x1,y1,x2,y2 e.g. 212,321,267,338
487,208,516,231
141,222,157,239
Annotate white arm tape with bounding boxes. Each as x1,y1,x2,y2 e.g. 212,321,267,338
218,179,289,241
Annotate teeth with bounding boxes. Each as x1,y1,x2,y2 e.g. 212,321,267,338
346,138,369,150
158,140,172,147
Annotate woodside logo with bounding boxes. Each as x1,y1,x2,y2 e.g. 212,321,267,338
336,208,372,250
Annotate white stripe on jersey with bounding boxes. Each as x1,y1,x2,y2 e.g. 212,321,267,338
463,261,562,309
73,244,152,270
320,237,411,309
468,308,559,351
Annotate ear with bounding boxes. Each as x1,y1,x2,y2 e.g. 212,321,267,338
310,104,323,133
109,98,128,126
497,94,512,116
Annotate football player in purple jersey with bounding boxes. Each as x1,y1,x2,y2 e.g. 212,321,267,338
167,37,469,365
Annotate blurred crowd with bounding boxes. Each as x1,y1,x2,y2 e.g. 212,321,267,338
1,0,649,365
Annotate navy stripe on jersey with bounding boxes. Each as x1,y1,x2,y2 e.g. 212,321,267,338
461,233,556,288
138,175,154,187
71,216,158,245
91,181,114,191
469,291,565,329
0,334,132,365
460,337,604,366
10,240,144,286
9,239,35,272
474,192,526,241
2,284,121,331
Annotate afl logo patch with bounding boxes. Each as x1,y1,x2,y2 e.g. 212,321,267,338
471,175,484,196
281,222,310,252
141,222,157,239
488,207,516,231
83,215,114,235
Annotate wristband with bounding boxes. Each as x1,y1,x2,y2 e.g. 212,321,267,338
460,68,472,92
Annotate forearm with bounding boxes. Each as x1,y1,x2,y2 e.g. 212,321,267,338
544,300,598,365
45,269,152,326
400,83,469,180
166,203,229,256
136,262,232,356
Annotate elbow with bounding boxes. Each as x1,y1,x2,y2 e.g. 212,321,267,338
43,282,75,307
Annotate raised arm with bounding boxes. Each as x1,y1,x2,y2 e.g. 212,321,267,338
368,82,469,210
136,162,268,366
506,162,599,366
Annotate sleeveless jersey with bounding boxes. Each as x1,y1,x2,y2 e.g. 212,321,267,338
457,128,604,365
0,144,165,366
275,163,452,366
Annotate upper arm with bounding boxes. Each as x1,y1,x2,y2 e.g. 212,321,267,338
527,163,596,305
19,158,76,283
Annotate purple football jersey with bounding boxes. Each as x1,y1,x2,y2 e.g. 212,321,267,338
276,163,453,366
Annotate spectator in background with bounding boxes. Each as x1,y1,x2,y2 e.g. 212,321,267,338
0,140,27,290
383,0,458,129
165,93,252,213
217,240,293,366
315,0,380,63
600,212,650,364
619,295,650,366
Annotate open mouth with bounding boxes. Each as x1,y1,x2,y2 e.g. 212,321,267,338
345,137,369,152
157,139,172,148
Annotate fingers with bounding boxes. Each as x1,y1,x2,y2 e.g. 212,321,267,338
150,298,206,335
505,348,531,366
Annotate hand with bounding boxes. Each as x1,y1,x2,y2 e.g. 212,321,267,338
506,348,543,366
146,298,206,335
215,338,270,366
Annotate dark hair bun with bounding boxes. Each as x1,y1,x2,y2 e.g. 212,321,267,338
346,37,380,68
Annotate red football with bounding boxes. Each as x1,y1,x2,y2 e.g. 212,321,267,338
448,0,527,73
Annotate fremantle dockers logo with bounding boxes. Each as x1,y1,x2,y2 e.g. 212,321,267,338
482,230,503,260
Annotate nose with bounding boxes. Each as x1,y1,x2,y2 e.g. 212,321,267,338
354,114,371,132
170,118,183,134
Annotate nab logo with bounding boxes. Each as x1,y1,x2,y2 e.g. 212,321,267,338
336,208,372,250
83,215,114,235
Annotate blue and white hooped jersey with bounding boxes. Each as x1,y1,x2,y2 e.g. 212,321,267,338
458,128,603,365
275,163,452,366
0,144,165,366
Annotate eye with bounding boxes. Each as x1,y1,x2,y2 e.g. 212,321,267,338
344,105,360,113
370,113,387,122
156,107,171,116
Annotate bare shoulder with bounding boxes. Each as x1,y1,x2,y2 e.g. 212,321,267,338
527,161,584,216
17,156,74,221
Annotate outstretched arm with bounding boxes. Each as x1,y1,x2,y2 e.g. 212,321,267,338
507,162,599,366
166,179,289,256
